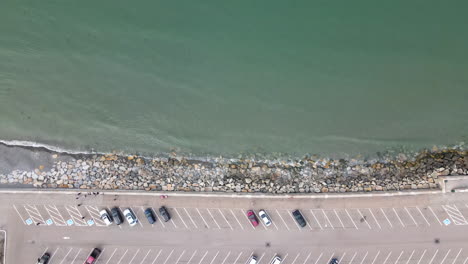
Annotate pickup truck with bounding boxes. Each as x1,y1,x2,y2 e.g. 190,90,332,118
84,248,101,264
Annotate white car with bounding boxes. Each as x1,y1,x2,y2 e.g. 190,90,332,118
123,208,138,227
248,255,258,264
258,209,272,226
99,209,113,226
270,255,282,264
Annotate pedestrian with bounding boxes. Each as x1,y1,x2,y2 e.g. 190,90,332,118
77,204,82,207
81,216,85,220
36,222,40,226
76,197,79,199
77,192,81,195
96,192,100,195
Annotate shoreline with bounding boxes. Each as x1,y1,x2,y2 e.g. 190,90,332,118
0,142,466,194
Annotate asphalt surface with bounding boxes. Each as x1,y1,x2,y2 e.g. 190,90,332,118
2,190,468,264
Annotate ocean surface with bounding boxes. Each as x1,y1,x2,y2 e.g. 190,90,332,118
0,0,467,158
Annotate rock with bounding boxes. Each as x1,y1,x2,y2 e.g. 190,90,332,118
245,178,252,184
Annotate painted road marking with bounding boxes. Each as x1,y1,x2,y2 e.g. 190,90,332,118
58,248,73,264
174,208,189,229
221,251,231,264
370,250,380,264
103,249,118,264
257,252,266,263
162,249,174,264
416,207,431,226
357,209,371,229
152,207,165,228
313,253,323,264
443,205,468,225
302,252,311,264
416,249,427,264
12,205,26,225
116,249,129,264
427,206,442,225
452,249,463,264
427,249,438,264
230,209,244,230
218,209,233,230
394,251,404,264
139,249,152,264
291,253,300,264
209,251,220,264
275,209,290,230
404,207,419,227
440,249,451,264
64,205,87,226
326,253,335,264
310,210,323,230
196,208,210,229
84,205,107,226
151,249,163,264
44,205,66,226
197,251,208,264
392,208,405,227
322,210,334,229
349,252,357,264
48,248,60,263
382,252,392,264
71,248,82,264
334,209,345,228
186,250,198,264
128,249,140,264
207,209,221,229
380,208,393,228
185,208,198,229
345,209,358,229
232,252,243,264
405,250,415,264
359,251,369,264
175,250,186,264
24,204,45,224
367,208,381,229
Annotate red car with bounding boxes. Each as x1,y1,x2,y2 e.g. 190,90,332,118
247,210,259,227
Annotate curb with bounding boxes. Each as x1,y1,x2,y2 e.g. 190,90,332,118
0,187,443,199
0,230,5,264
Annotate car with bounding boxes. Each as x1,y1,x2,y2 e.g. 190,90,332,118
144,208,156,224
247,255,258,264
159,206,171,222
270,255,282,264
247,210,259,227
258,209,272,226
36,253,50,264
292,209,307,227
123,208,138,226
85,248,101,264
329,258,339,264
99,209,113,226
111,207,123,225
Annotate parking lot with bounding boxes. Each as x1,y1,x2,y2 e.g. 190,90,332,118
12,202,468,231
29,245,468,264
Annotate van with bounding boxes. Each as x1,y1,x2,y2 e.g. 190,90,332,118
248,255,258,264
270,255,282,264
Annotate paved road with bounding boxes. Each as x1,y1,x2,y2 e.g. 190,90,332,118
2,190,468,264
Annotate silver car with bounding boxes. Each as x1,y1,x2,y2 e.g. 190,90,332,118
258,209,272,226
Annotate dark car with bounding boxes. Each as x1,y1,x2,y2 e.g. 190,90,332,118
111,207,123,225
247,210,259,227
159,206,171,222
144,208,156,224
85,248,102,264
329,258,339,264
292,209,307,227
37,253,50,264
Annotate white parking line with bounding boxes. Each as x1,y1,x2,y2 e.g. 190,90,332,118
345,209,358,229
58,248,73,264
288,210,303,230
221,251,231,264
139,249,152,264
198,251,209,264
197,208,210,229
302,252,311,264
380,208,393,228
282,253,289,262
405,250,415,264
370,251,380,264
174,208,189,229
218,209,233,230
322,210,334,229
443,205,468,225
12,205,26,224
341,252,346,262
416,207,430,226
392,208,405,227
404,207,418,227
427,206,442,226
291,253,300,264
44,205,67,226
151,207,165,228
162,249,174,264
349,252,357,264
230,209,244,230
207,209,221,229
382,252,391,264
128,249,140,264
187,250,198,264
416,249,427,264
175,250,186,264
132,207,144,227
257,252,266,263
64,205,87,226
394,251,404,264
359,251,368,264
151,249,163,264
232,252,243,264
85,205,107,226
427,249,438,264
464,257,468,264
313,252,323,264
24,204,45,224
452,249,463,264
116,249,129,264
367,209,381,229
310,210,323,230
326,253,334,264
209,251,220,264
440,249,451,264
276,209,290,231
334,210,345,228
48,248,60,263
357,209,371,229
185,208,198,229
71,248,82,264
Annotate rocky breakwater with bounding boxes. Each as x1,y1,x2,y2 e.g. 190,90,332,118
1,149,467,193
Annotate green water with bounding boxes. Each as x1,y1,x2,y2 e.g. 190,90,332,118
0,0,467,157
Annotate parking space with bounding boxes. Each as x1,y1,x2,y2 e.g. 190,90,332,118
27,245,468,264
